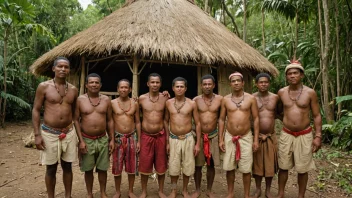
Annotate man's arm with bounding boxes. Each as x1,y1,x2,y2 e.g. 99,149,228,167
251,96,259,152
310,90,322,152
71,86,78,117
163,102,170,153
134,102,141,152
32,83,46,150
106,98,115,153
218,98,227,152
192,101,201,156
276,89,284,120
73,97,87,154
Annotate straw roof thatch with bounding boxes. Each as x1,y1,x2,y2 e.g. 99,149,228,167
30,0,278,76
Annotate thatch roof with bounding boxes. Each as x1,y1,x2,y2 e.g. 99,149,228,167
30,0,278,76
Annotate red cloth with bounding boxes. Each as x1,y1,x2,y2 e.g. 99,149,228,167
138,129,167,175
82,132,106,140
232,135,241,162
112,132,136,175
203,134,211,165
283,126,312,137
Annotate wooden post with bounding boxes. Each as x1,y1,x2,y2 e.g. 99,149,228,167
197,67,202,95
79,56,86,95
132,55,140,98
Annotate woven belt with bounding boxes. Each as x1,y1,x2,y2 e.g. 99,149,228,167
169,131,193,140
82,132,106,140
283,126,312,137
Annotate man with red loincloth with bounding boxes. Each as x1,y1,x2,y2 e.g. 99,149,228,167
138,73,169,198
164,77,201,198
218,72,259,198
252,73,279,198
276,61,322,198
32,57,78,198
73,73,114,198
111,79,141,198
192,74,222,198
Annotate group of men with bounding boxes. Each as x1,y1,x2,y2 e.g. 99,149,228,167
32,57,322,198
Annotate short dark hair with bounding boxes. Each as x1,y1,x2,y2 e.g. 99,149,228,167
86,73,101,83
255,73,271,83
201,74,215,83
117,79,131,88
172,77,187,87
148,73,162,82
53,57,70,67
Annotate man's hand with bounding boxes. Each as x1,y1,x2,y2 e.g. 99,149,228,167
166,142,170,155
79,141,88,154
35,135,45,150
194,143,200,156
312,137,322,153
252,140,259,152
136,142,140,153
162,91,170,98
219,141,225,152
109,139,115,155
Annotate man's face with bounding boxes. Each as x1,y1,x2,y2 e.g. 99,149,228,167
147,76,161,92
86,77,101,94
172,81,187,97
201,79,215,95
256,77,270,92
117,81,131,97
52,60,70,78
286,68,303,85
230,76,244,91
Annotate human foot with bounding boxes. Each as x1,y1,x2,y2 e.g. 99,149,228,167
182,191,191,198
191,191,200,198
206,191,216,198
101,192,108,198
113,192,121,198
87,194,93,198
226,193,234,198
252,189,261,198
168,190,177,198
128,192,137,198
158,191,167,198
139,191,147,198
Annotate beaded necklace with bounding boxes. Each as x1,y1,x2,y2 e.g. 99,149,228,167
117,98,132,114
231,92,244,108
53,79,68,104
202,94,215,107
174,97,186,113
258,92,269,110
87,94,101,107
148,93,159,103
288,84,303,101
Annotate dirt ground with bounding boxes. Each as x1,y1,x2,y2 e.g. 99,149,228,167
0,121,350,198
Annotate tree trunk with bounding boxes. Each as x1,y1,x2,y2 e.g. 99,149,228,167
1,28,9,128
334,0,341,117
261,8,266,56
204,0,209,13
321,0,334,122
222,0,240,37
243,0,247,42
132,55,140,98
293,10,299,60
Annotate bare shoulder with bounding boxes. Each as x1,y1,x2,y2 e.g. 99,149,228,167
77,94,87,100
304,86,317,96
193,95,201,101
278,86,288,95
68,83,78,92
215,94,223,100
37,80,50,89
223,94,231,99
252,92,259,97
245,92,255,99
101,94,111,102
139,93,148,99
269,92,279,98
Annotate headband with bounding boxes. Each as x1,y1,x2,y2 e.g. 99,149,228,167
229,72,243,80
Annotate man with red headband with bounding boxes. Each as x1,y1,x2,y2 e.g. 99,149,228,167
276,61,322,198
219,72,259,198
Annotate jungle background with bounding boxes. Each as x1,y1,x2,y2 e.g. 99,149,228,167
0,0,351,197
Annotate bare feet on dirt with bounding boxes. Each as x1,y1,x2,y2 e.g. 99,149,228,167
226,193,234,198
128,192,137,198
101,192,108,198
252,189,261,198
158,191,167,198
113,192,121,198
265,190,275,198
182,191,191,198
139,191,147,198
191,190,200,198
168,190,177,198
206,191,216,198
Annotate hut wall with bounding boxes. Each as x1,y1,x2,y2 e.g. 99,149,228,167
67,68,80,88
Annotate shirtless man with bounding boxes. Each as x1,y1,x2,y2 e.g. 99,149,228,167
164,77,201,198
73,73,114,198
277,61,322,198
111,79,141,198
32,57,78,198
218,72,259,198
138,73,169,198
252,73,279,198
192,74,222,198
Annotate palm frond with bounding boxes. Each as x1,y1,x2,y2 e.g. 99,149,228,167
0,91,31,109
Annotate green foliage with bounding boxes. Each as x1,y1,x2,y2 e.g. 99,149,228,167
336,95,352,105
0,91,30,109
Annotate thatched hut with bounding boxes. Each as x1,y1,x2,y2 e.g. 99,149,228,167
30,0,278,98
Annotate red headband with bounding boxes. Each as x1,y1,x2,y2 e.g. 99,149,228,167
229,72,243,80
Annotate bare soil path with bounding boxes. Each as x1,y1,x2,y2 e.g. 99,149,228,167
0,122,349,198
